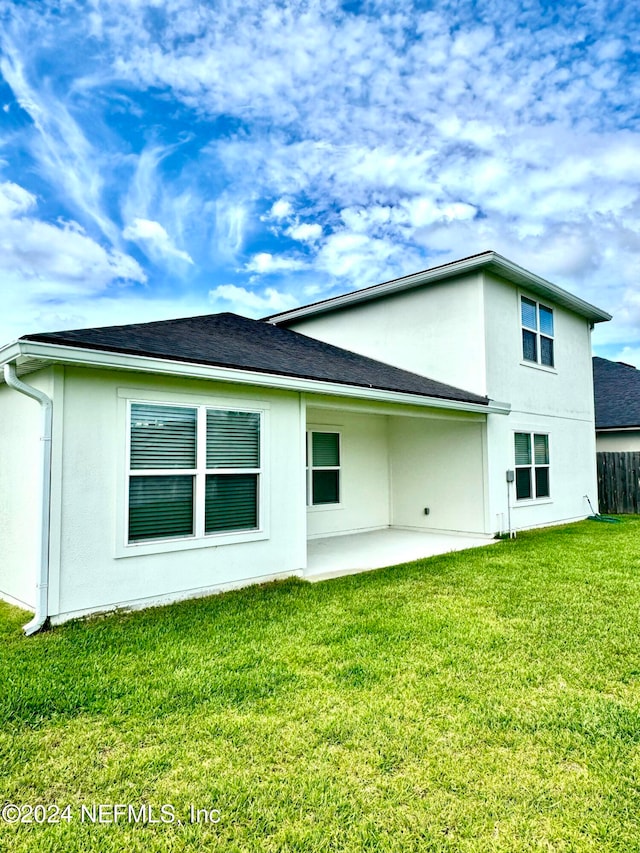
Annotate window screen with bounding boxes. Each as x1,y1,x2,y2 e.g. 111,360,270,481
514,432,550,501
128,402,262,543
206,410,260,468
129,475,194,541
130,404,196,469
205,474,258,533
312,432,340,467
521,297,554,368
308,431,341,506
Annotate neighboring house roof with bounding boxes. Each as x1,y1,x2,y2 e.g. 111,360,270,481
17,312,490,406
265,250,612,326
593,356,640,429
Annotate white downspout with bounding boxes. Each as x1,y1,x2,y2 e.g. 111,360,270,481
3,362,53,635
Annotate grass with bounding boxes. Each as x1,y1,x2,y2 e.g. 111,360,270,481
1,519,640,851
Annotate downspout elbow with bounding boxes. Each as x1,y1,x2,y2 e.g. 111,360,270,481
3,362,53,636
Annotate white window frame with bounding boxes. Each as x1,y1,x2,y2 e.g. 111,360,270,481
119,394,268,556
520,295,555,369
514,431,551,502
306,430,342,509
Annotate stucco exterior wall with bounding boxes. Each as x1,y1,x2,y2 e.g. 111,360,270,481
53,367,306,621
482,273,596,418
596,431,640,452
306,407,390,538
389,414,488,535
482,273,599,529
287,273,488,396
0,369,56,609
486,413,598,532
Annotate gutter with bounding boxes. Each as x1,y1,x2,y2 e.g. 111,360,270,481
3,363,52,635
3,340,511,416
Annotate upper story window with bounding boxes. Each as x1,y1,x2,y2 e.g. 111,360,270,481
128,402,261,543
521,296,554,368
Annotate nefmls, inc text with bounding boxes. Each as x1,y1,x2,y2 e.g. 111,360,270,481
0,802,221,825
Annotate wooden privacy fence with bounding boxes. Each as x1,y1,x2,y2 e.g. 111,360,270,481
597,452,640,514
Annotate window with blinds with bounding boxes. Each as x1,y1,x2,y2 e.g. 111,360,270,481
128,402,261,543
307,431,340,505
514,431,550,500
205,409,260,534
521,296,554,368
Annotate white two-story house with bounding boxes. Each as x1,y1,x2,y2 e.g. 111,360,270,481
0,251,610,631
268,251,610,536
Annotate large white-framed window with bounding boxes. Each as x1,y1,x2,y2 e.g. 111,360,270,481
521,296,554,368
306,430,341,506
127,401,262,544
514,432,550,501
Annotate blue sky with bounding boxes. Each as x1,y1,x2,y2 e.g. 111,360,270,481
1,0,639,362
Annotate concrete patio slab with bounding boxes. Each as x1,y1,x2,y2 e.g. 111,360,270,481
305,527,495,581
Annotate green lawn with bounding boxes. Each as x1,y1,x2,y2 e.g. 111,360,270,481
2,520,640,852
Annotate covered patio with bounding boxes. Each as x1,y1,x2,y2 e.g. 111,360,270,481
303,398,494,583
305,527,495,581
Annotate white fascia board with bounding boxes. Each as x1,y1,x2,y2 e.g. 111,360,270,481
266,251,611,325
11,340,511,416
484,255,611,323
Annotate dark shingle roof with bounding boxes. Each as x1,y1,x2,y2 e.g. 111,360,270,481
593,356,640,429
22,312,489,406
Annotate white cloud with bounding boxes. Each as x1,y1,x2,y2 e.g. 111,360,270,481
121,144,170,226
340,205,395,233
287,222,322,242
3,0,640,352
0,179,147,342
451,27,495,59
0,41,118,243
3,218,144,292
269,199,293,219
0,181,145,295
606,347,640,369
245,252,307,274
123,217,193,264
442,202,477,221
206,195,250,263
209,284,298,316
0,181,36,216
596,40,625,62
402,197,477,228
315,231,422,285
119,140,206,268
2,291,214,343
